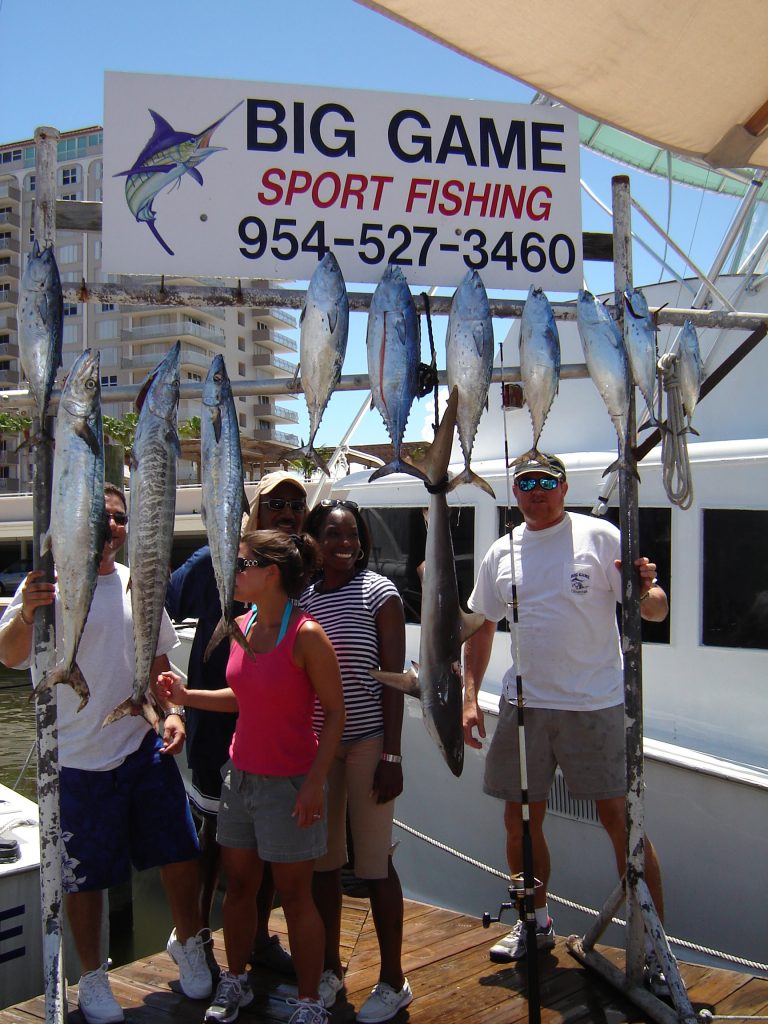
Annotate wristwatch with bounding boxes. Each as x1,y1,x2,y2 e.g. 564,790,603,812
165,705,186,720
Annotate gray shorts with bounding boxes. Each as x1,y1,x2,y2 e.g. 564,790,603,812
484,701,625,803
217,762,327,863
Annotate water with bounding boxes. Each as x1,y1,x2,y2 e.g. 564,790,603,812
0,669,37,802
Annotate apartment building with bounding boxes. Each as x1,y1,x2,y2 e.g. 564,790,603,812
0,126,300,491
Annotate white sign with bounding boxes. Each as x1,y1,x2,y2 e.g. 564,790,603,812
103,72,582,289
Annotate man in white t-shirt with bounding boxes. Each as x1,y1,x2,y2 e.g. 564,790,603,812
0,484,211,1024
462,455,669,988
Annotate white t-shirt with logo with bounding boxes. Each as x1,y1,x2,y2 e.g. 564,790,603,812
468,512,623,710
2,562,178,770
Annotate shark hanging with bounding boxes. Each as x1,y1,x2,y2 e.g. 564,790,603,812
115,102,242,255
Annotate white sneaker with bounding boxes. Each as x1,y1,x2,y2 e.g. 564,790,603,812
77,962,125,1024
318,968,345,1008
167,927,214,999
205,971,254,1023
356,979,414,1023
286,998,329,1024
489,917,555,963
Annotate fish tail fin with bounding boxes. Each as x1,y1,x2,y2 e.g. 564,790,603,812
446,466,496,497
147,218,175,257
459,610,487,646
602,454,641,482
368,458,429,485
102,693,158,729
205,616,256,663
33,664,90,712
407,387,459,489
370,666,421,698
508,447,551,468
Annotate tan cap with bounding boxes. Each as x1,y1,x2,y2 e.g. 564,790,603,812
244,471,307,532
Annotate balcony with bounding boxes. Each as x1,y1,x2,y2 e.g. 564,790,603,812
0,237,19,256
0,367,18,383
129,344,215,373
122,321,226,347
0,264,19,283
0,211,20,229
251,427,300,447
0,290,18,307
0,184,20,206
130,303,226,321
250,400,299,425
251,328,297,355
0,315,17,332
252,352,297,377
0,343,20,361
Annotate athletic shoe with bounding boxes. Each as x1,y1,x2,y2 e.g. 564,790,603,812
489,918,556,963
356,979,414,1023
318,968,345,1008
644,951,672,998
167,927,214,999
286,997,329,1024
77,962,125,1024
250,934,294,975
204,971,254,1023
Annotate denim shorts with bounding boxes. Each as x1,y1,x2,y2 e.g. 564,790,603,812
484,701,626,803
59,730,200,893
217,762,327,864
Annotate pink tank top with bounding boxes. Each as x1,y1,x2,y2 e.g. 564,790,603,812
227,610,318,776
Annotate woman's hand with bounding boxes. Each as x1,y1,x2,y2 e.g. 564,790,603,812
292,777,325,829
155,670,186,706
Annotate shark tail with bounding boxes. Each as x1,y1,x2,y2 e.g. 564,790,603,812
369,665,421,698
33,663,91,713
407,387,459,490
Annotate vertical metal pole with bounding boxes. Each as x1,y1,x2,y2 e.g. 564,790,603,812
32,126,66,1024
611,175,646,984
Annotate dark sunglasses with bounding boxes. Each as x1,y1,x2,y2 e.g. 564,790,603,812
320,499,359,510
107,511,128,525
516,477,560,492
236,556,272,573
259,498,306,512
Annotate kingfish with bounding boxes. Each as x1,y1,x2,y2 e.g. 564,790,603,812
371,388,485,776
445,270,495,496
200,355,253,661
516,286,561,466
576,290,633,474
366,265,428,484
35,350,107,711
623,287,660,427
115,102,242,256
18,240,63,432
677,320,704,431
104,343,181,727
288,253,349,476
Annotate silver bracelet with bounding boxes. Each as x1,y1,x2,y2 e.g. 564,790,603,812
380,753,402,764
165,705,186,720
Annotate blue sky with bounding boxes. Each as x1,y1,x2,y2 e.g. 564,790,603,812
1,0,742,447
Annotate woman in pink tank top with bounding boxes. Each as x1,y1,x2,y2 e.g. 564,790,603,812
158,530,345,1024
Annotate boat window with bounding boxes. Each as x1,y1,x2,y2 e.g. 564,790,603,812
495,505,671,644
360,506,475,624
702,510,768,649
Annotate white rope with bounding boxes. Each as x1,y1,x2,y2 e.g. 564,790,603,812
659,352,695,509
393,817,768,975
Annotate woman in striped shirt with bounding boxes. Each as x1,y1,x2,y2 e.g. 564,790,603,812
301,500,413,1024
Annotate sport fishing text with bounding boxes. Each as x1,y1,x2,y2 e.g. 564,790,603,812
246,100,567,172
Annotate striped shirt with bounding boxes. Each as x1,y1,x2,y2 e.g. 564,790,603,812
301,570,401,743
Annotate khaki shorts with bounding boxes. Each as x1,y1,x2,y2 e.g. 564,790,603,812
314,734,396,879
484,701,625,803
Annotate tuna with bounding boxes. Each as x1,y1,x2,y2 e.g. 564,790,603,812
677,320,704,431
576,290,633,474
516,286,561,466
104,343,180,727
445,270,495,496
371,388,485,776
288,252,349,476
35,349,107,711
366,265,427,484
18,240,63,433
200,355,253,661
623,287,660,427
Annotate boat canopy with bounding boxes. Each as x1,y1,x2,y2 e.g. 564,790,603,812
357,0,768,172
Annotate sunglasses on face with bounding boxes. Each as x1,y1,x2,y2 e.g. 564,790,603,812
259,498,306,512
320,499,359,510
107,511,128,525
516,476,560,492
236,556,272,573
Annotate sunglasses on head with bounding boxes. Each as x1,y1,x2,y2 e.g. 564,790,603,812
320,499,359,511
516,476,560,492
107,510,128,525
236,556,272,573
259,498,306,511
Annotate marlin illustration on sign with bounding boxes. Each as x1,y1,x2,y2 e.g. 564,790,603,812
115,101,242,256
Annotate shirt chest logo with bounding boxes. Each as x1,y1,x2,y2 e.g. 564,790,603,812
570,569,591,595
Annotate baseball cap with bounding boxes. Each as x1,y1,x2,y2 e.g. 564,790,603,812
513,453,567,480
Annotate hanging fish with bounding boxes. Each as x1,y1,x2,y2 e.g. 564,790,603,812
445,270,495,496
288,252,349,476
677,320,704,432
576,290,634,476
366,265,427,484
623,287,660,427
18,240,63,433
515,286,561,468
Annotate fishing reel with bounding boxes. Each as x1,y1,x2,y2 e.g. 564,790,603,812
482,873,543,928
